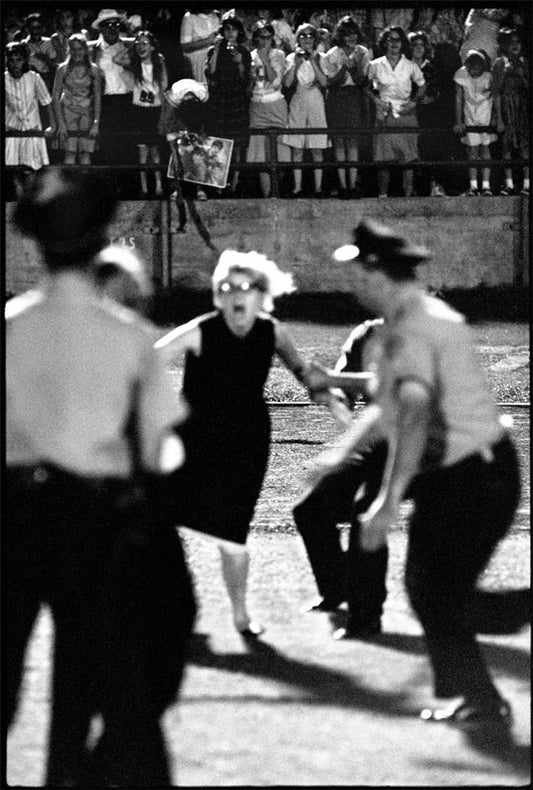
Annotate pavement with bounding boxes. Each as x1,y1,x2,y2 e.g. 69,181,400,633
6,527,530,787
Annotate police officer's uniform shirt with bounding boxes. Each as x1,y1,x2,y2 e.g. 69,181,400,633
364,290,504,468
6,273,184,477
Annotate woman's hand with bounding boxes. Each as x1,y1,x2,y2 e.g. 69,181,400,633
89,120,99,139
303,360,330,395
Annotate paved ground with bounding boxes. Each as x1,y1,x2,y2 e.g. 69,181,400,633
6,407,530,787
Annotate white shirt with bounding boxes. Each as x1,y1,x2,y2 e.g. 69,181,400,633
6,272,184,476
368,54,425,116
453,67,493,125
180,11,220,84
93,39,134,94
250,48,286,102
364,289,504,468
132,62,164,107
323,45,370,86
272,19,296,52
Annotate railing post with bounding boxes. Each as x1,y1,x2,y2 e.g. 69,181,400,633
267,129,280,198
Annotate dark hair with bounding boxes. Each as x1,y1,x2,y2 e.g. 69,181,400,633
408,30,432,60
464,48,490,72
54,7,76,28
251,20,275,47
14,168,118,270
497,27,521,50
5,41,30,71
218,11,246,43
24,11,45,34
295,23,318,45
379,25,410,56
332,15,361,47
25,11,43,25
130,30,165,87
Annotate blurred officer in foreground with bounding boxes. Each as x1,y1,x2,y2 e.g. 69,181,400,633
310,218,521,736
5,167,195,786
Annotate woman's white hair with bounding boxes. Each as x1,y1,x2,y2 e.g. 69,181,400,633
212,249,295,312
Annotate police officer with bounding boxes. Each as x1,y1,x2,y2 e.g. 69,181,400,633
5,167,195,785
294,318,389,639
311,218,521,734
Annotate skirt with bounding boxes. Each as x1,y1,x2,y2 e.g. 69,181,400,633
247,98,290,163
131,105,163,147
326,85,367,143
374,113,419,163
282,85,330,149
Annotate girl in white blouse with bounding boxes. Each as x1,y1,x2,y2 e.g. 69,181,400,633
246,21,291,198
282,24,330,197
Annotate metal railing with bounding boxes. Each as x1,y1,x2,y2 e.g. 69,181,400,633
5,125,529,198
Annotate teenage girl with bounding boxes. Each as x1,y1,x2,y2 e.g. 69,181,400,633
52,33,101,165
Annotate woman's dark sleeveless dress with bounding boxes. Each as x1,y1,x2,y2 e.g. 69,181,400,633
177,311,276,544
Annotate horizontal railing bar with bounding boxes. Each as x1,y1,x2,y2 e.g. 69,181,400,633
5,159,528,173
5,124,504,138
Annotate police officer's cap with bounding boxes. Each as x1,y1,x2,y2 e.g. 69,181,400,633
14,167,118,255
333,219,430,269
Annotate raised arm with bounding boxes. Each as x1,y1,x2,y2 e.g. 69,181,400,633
274,322,352,425
154,319,202,366
306,403,384,487
274,320,314,387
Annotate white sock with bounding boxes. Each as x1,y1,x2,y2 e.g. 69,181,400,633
523,177,530,189
481,181,490,191
505,177,514,189
470,179,478,190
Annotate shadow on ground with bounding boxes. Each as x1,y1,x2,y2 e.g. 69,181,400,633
186,630,530,772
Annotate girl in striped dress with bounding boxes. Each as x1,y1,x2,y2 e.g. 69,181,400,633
5,41,55,171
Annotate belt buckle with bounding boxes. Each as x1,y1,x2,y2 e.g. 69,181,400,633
33,465,49,484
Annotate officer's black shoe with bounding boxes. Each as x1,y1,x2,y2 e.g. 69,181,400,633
420,699,512,731
302,596,345,613
332,619,382,640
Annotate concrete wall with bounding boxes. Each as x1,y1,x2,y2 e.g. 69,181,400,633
5,195,529,295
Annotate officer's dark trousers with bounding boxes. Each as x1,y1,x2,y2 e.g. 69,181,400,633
5,466,196,787
405,435,521,705
293,442,388,621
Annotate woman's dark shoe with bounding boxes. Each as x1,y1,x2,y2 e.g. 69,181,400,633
302,596,344,613
420,699,512,731
290,190,305,199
